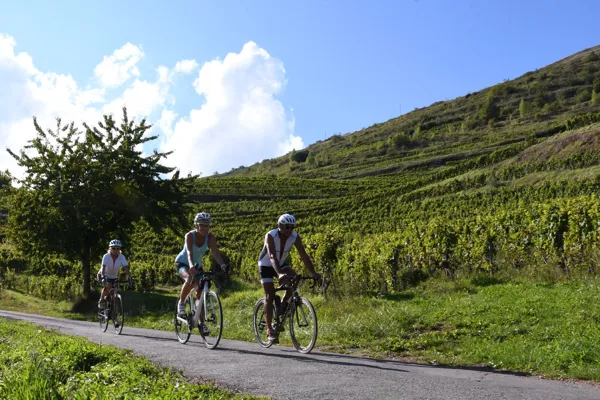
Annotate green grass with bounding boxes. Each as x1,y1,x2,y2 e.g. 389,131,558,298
3,275,600,381
0,317,266,399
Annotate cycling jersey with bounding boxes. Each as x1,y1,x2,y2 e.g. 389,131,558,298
175,230,210,267
257,229,298,267
100,253,128,279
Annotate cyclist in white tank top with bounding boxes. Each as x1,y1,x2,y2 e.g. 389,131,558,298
257,214,321,342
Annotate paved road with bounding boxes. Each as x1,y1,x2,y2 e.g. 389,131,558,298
1,310,599,400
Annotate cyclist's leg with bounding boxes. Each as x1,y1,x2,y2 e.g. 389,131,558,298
279,264,295,305
259,265,277,333
98,279,112,306
262,282,276,331
176,263,192,314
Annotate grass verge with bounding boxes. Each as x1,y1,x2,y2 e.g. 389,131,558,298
2,275,600,381
0,317,265,399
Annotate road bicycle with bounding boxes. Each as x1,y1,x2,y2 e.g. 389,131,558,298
98,278,130,335
253,275,319,354
174,269,223,349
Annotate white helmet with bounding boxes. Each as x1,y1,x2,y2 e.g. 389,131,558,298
277,214,296,225
194,212,212,224
109,239,122,248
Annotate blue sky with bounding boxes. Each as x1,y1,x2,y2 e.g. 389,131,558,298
1,0,599,176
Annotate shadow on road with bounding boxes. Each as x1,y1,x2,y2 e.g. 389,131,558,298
120,329,532,378
1,311,532,379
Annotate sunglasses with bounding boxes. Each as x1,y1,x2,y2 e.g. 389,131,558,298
110,247,121,250
281,224,295,230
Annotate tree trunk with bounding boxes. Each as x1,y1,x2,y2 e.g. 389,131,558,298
81,242,91,298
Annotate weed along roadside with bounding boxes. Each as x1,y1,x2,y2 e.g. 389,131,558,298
0,317,267,399
2,275,600,382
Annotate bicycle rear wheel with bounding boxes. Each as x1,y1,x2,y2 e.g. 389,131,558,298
199,291,223,349
113,294,124,335
289,297,318,353
174,297,193,344
253,298,274,348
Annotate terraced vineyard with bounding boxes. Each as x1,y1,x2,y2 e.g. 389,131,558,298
3,45,600,298
109,45,600,294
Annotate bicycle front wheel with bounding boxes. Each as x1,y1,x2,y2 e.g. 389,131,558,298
253,298,273,348
98,303,109,332
113,294,124,335
174,297,193,344
289,297,318,353
200,291,223,349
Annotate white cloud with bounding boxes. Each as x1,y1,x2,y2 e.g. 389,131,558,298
160,41,303,176
158,109,177,137
103,77,167,120
0,33,105,178
0,34,304,181
93,43,144,88
174,59,198,74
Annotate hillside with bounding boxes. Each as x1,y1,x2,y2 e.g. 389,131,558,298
221,44,600,180
163,44,600,291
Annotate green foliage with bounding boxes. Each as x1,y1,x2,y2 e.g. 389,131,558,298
4,45,600,298
5,108,196,296
584,51,599,63
390,132,411,148
479,87,500,122
593,77,600,93
576,88,592,103
519,99,529,118
592,89,600,106
290,149,309,163
0,318,262,399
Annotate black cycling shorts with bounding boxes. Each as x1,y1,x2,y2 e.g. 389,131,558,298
258,264,291,284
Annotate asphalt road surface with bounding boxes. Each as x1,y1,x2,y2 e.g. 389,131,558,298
1,310,599,400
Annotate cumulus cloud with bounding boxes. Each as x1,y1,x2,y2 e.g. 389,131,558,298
0,33,105,178
93,43,144,88
0,33,303,181
174,59,198,74
160,41,303,176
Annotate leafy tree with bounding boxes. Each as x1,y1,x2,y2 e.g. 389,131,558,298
479,89,500,122
291,149,309,163
306,152,315,167
592,89,600,106
391,132,411,148
6,108,196,297
519,99,529,118
584,51,599,63
594,77,600,93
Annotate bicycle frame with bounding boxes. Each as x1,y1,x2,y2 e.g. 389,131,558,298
273,276,315,327
175,273,212,327
100,279,129,302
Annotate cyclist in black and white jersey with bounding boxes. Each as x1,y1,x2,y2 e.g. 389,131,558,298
257,214,320,341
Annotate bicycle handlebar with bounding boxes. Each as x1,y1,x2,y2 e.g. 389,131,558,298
275,275,322,290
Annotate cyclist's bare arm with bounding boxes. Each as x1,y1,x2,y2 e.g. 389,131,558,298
208,233,227,267
295,236,320,279
184,231,197,272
